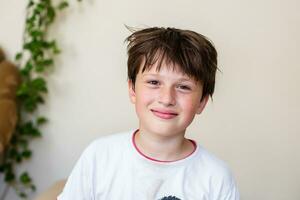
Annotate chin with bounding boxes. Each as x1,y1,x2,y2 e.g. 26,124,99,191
144,124,185,138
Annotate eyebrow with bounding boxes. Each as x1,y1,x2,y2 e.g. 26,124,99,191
142,73,194,83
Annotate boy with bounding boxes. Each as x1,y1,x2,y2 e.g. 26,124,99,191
58,27,240,200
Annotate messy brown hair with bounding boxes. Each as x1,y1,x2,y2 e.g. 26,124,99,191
125,27,218,100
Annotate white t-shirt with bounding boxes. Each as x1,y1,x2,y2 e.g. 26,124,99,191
58,130,240,200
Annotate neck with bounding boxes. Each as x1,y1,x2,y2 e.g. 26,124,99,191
134,129,195,162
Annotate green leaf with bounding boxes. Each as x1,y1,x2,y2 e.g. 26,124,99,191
19,192,27,198
31,129,42,137
23,41,32,50
31,78,47,92
36,2,46,12
16,154,23,163
58,1,69,10
21,122,36,135
20,122,32,135
23,40,42,55
5,171,15,182
35,65,45,72
0,163,12,173
35,59,54,72
0,165,5,173
41,41,51,49
17,82,30,98
20,172,31,184
26,15,35,25
46,7,56,25
26,17,35,32
8,148,19,159
27,0,34,8
31,184,36,191
22,150,32,159
24,99,39,112
49,40,61,54
15,52,23,61
36,95,45,103
18,139,29,148
53,47,61,54
20,61,33,76
37,116,47,125
30,30,43,38
21,121,42,137
24,99,37,112
10,134,18,145
42,59,54,66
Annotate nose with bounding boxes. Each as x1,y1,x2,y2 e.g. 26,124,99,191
158,86,176,106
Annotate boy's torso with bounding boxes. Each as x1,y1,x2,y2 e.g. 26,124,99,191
84,131,235,200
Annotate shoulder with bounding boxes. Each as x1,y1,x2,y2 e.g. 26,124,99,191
193,146,240,199
196,146,230,171
81,130,133,160
71,130,133,175
58,130,135,199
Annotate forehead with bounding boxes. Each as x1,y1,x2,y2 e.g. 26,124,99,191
139,58,198,82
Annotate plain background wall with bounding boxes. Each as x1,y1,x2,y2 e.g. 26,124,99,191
1,0,299,199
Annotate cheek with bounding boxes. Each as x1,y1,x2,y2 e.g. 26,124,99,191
138,86,158,102
179,97,200,126
138,91,153,104
135,89,156,112
179,95,201,113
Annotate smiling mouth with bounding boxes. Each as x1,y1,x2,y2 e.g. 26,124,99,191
151,109,178,119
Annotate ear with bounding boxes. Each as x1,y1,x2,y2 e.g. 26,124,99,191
128,80,136,104
196,95,209,114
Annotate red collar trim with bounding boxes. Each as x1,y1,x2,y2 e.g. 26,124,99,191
132,130,197,163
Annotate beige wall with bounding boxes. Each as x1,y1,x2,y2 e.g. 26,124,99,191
1,0,299,199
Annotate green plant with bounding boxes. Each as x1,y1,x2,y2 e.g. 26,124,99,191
0,0,81,199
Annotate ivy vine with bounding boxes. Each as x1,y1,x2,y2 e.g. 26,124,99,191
0,0,81,199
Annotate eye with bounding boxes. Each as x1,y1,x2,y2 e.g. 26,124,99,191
147,80,160,86
177,85,191,91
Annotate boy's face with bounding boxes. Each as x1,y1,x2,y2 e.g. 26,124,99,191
128,60,208,138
